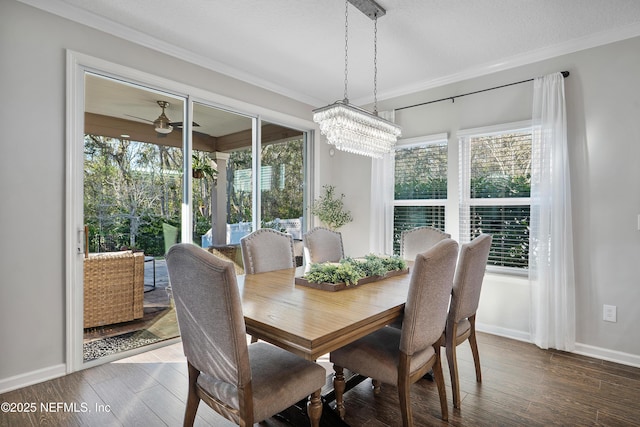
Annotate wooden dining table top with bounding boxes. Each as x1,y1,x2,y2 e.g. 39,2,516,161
236,265,412,361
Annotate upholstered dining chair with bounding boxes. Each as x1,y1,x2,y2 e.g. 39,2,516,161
303,226,344,264
445,233,492,409
165,243,325,427
330,239,459,426
388,226,452,331
400,226,451,261
240,228,296,274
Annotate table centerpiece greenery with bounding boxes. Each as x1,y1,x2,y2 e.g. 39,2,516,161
303,254,407,286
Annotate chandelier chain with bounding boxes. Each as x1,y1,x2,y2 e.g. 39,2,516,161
344,0,349,102
373,14,378,115
312,1,401,158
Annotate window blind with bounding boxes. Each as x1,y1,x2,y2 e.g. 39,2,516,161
460,128,532,270
393,140,448,255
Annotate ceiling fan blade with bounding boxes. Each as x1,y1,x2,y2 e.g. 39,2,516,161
169,121,200,128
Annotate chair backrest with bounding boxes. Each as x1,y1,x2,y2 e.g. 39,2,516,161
166,243,250,389
447,234,493,325
400,238,458,355
400,226,451,261
303,227,344,264
240,228,296,274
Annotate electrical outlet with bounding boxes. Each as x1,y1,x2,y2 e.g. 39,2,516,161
603,305,617,322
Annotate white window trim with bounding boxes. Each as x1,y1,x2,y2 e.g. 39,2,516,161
458,120,533,274
396,133,449,149
390,133,449,254
457,120,531,138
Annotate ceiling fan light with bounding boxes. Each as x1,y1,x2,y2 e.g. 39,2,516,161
154,100,173,134
154,115,173,134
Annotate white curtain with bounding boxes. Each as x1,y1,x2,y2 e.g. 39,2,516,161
529,72,575,351
370,110,396,255
370,153,394,255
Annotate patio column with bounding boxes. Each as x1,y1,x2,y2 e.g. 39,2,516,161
212,152,230,246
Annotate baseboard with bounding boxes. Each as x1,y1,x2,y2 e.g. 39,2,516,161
476,322,640,369
573,343,640,369
0,364,66,395
476,322,531,343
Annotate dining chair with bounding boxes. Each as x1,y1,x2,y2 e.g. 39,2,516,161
445,233,492,409
303,226,344,264
400,226,451,261
330,239,459,426
165,243,325,427
388,226,452,331
240,228,296,274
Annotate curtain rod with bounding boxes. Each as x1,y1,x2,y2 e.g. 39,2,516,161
395,71,570,112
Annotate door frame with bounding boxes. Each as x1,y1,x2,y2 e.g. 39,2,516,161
66,51,193,372
65,50,317,372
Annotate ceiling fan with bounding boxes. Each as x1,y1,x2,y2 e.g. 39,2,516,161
125,100,200,136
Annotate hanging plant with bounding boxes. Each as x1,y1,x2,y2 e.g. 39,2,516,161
309,185,353,230
192,154,217,180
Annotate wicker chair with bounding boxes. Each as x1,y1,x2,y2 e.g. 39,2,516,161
83,251,144,328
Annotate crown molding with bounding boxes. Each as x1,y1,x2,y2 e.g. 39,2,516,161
15,0,325,107
17,0,640,108
353,21,640,106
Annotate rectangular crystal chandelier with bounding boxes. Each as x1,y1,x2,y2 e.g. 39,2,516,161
313,100,401,158
313,0,401,159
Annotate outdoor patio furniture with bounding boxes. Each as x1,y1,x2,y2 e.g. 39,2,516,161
83,251,144,328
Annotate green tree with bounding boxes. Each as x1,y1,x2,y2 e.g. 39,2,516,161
84,135,182,254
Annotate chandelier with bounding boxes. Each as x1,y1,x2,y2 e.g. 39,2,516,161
313,0,401,159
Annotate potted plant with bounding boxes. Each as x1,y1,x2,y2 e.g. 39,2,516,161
309,185,353,231
192,154,217,179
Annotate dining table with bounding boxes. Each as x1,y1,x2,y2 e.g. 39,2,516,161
236,264,413,362
236,264,413,425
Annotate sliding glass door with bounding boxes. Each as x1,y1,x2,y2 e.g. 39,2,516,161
82,73,185,362
70,57,312,370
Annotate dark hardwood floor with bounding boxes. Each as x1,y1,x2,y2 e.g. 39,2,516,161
2,332,639,426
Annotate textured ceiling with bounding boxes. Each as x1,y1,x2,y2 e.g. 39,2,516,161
20,0,640,107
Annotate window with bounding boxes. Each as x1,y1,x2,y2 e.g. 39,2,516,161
259,131,305,240
392,135,448,254
459,121,532,271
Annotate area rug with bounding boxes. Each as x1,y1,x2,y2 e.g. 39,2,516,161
83,330,162,361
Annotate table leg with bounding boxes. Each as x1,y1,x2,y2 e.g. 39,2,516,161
277,372,366,426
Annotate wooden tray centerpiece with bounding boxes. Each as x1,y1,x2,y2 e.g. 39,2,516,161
295,254,409,292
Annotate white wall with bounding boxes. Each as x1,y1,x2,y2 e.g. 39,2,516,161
3,0,640,392
322,148,373,257
0,0,316,389
326,36,640,365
